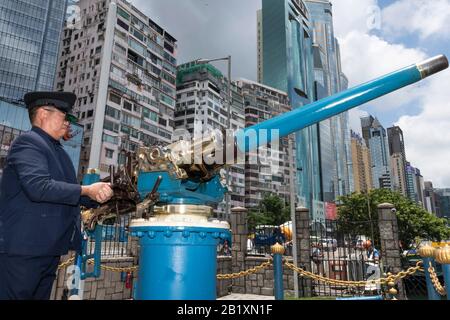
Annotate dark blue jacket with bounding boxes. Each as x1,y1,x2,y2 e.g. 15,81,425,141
0,127,91,256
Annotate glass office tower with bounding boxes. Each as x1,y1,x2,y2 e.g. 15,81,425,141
0,0,82,178
305,0,353,202
0,0,68,102
262,0,321,216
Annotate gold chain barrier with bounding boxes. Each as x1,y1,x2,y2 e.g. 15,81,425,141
217,260,273,280
284,260,424,288
427,261,446,296
58,256,424,288
57,256,138,273
58,256,271,277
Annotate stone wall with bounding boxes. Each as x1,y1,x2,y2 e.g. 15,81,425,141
243,256,295,297
51,256,136,300
217,256,232,297
377,203,406,299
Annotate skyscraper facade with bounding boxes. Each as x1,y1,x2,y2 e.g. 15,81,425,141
435,188,450,219
261,0,321,217
387,126,408,196
404,162,425,207
423,181,437,214
0,0,83,178
55,0,177,178
257,9,263,84
305,0,353,201
0,0,69,102
361,116,392,189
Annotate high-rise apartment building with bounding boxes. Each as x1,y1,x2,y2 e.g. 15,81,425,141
236,79,296,208
390,153,407,196
350,130,372,193
175,61,245,216
55,0,177,177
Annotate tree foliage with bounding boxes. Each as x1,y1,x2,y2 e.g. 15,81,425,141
337,188,450,248
247,193,291,231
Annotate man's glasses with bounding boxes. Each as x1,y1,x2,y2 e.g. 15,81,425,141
42,108,77,124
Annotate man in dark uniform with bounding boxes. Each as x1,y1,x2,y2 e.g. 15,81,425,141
0,92,114,300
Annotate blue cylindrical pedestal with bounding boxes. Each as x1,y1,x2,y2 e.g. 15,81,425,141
130,225,230,300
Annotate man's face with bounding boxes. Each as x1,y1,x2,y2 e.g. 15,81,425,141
40,106,70,140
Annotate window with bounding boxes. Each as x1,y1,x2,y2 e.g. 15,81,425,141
117,19,129,31
123,100,132,111
117,6,130,20
104,120,119,133
87,110,94,118
103,134,119,145
105,148,114,159
159,118,167,126
105,105,121,119
109,92,121,105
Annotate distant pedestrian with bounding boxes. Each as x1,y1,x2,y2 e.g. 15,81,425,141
311,243,324,276
220,240,231,256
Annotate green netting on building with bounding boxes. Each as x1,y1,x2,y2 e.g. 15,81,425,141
176,62,223,85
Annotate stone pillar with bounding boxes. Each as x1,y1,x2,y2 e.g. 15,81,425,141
230,207,247,294
295,207,312,297
377,203,406,300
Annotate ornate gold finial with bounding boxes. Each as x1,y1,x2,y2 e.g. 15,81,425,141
389,287,398,296
387,279,398,300
271,243,285,255
435,245,450,264
418,245,436,258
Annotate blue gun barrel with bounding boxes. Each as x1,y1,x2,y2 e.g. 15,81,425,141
236,55,448,153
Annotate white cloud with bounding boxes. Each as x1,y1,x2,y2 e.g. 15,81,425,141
396,71,450,187
332,0,378,38
338,30,426,111
382,0,450,40
333,0,450,186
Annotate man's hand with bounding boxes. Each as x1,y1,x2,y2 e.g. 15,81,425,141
81,182,114,204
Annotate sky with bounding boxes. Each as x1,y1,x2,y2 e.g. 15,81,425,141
130,0,450,187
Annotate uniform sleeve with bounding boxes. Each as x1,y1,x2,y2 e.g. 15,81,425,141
8,135,82,205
